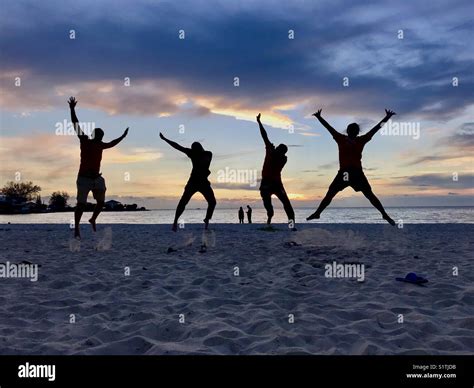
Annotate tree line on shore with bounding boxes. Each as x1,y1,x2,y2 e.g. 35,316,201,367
0,181,146,214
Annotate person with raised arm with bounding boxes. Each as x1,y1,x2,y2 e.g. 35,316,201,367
159,132,216,231
68,96,129,239
307,109,396,225
256,113,295,229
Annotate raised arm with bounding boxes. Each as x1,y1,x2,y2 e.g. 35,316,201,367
68,97,86,139
102,128,129,149
363,109,396,141
313,109,340,139
159,132,190,154
256,113,271,147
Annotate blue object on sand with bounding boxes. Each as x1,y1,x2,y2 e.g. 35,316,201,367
396,272,428,285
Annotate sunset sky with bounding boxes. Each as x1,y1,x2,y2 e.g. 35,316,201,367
1,0,473,209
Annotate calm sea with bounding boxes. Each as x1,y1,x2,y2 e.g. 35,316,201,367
0,207,472,224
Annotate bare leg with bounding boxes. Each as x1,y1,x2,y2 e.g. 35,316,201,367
274,188,296,228
261,191,274,225
173,198,189,232
74,203,85,239
173,187,195,232
89,200,104,232
362,189,395,226
200,185,216,230
307,188,338,221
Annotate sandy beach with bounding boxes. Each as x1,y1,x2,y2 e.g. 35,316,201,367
0,223,472,355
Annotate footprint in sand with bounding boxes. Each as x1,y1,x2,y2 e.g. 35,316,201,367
69,238,81,252
167,231,196,252
95,227,113,251
178,232,196,248
201,229,216,248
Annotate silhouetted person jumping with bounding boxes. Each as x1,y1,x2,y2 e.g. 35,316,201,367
68,97,129,239
160,132,216,231
238,207,244,223
256,113,295,227
307,109,396,226
246,205,252,224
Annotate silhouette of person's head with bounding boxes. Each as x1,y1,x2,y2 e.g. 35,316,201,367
346,123,360,139
240,207,243,210
92,128,104,141
276,144,288,155
191,142,204,152
247,205,251,209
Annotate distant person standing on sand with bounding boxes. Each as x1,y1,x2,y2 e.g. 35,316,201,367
307,109,396,226
246,205,252,224
160,132,216,231
256,113,295,228
68,97,129,239
238,207,244,223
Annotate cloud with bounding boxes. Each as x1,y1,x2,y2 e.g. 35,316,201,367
1,0,473,123
400,173,474,189
0,133,77,181
105,147,163,164
1,1,473,206
2,78,212,118
2,76,298,128
404,121,474,166
317,162,339,170
435,122,474,150
0,133,164,193
404,154,466,166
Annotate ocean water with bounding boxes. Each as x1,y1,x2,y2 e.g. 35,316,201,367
0,207,473,224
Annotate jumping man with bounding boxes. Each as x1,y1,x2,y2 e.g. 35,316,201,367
307,109,396,225
159,132,216,231
68,97,129,238
256,113,295,228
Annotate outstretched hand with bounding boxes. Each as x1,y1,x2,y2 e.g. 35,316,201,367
123,127,129,137
313,109,322,118
159,132,166,140
256,113,261,122
68,96,77,108
385,109,396,119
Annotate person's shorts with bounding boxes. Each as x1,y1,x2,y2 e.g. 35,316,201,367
259,180,285,196
76,174,106,204
184,178,212,193
329,169,371,192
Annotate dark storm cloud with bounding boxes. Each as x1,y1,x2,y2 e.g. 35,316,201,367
1,0,473,118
